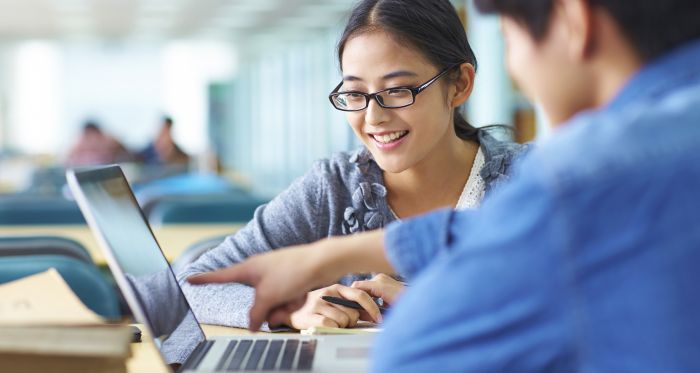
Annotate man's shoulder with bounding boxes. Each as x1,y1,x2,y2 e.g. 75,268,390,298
532,87,700,190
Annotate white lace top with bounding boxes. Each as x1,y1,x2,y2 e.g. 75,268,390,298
390,147,486,219
455,146,486,210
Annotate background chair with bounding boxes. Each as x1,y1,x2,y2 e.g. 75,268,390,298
0,195,85,225
0,255,121,319
0,235,92,263
146,193,268,226
133,172,247,212
170,235,227,275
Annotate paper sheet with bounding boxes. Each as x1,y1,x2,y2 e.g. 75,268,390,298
0,268,105,326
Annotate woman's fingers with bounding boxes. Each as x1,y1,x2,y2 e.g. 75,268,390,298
288,287,364,329
351,280,381,296
267,297,307,328
351,274,405,305
315,302,358,328
313,315,340,328
333,285,382,323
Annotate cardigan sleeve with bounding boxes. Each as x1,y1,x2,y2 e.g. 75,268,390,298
177,160,331,329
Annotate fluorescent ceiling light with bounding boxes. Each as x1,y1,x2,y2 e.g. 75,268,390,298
57,17,92,30
210,14,261,29
218,0,281,14
49,0,89,12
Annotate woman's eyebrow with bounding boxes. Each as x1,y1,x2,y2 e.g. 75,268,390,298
382,70,418,80
342,70,419,82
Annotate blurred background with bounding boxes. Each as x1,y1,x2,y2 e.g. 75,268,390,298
0,0,547,212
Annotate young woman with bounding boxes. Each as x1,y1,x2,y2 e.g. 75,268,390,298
178,0,527,331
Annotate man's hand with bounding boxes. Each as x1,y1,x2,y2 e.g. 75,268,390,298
187,242,333,331
187,230,392,331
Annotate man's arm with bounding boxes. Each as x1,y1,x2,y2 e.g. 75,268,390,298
373,156,577,372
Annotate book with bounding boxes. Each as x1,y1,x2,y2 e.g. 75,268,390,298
301,321,382,335
0,269,133,373
0,325,133,373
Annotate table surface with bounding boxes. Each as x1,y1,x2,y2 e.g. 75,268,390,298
0,224,242,265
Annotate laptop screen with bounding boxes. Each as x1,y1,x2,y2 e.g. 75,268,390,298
68,166,205,362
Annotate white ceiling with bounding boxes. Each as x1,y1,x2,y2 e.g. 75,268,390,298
0,0,357,42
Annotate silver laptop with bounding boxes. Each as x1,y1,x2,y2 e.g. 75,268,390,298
66,165,373,372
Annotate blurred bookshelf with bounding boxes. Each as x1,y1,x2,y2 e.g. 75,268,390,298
461,0,541,144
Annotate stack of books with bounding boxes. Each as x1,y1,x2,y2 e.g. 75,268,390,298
0,269,132,373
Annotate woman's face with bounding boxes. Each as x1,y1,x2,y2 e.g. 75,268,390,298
340,31,460,173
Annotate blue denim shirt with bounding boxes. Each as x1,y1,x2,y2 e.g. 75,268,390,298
377,39,700,372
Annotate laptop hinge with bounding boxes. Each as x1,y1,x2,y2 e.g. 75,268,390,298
179,340,214,372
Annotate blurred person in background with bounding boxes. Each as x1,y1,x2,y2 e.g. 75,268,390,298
66,120,130,166
137,116,190,166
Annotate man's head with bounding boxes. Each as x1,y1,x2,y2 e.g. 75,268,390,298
475,0,700,125
161,116,174,129
83,120,102,134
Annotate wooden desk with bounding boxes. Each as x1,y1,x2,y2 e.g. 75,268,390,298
127,324,260,373
0,224,242,265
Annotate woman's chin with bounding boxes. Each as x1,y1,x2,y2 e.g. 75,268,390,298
375,159,410,174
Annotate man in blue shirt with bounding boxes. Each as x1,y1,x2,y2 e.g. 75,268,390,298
189,0,700,371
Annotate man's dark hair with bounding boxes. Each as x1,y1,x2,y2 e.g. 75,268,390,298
162,116,174,128
337,0,480,142
83,120,101,132
474,0,700,61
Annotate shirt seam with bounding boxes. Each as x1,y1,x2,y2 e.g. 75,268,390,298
546,167,586,369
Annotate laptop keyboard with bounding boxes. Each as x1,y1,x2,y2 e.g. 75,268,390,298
208,338,316,371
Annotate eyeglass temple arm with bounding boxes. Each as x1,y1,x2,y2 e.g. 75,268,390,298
330,81,343,94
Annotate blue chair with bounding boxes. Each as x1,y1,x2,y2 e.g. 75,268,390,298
133,173,247,207
0,235,92,263
23,165,68,197
147,194,268,226
0,196,85,225
171,235,227,275
0,255,121,319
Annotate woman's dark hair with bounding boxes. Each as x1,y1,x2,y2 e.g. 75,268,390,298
474,0,700,62
337,0,480,142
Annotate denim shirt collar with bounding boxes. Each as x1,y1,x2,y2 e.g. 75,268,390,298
608,39,700,111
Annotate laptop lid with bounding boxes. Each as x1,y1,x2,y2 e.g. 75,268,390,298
66,165,206,364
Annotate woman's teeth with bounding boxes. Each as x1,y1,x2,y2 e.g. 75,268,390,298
372,131,408,144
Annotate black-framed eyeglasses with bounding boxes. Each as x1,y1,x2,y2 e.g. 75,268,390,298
328,62,463,112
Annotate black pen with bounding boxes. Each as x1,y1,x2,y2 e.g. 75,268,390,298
321,295,389,314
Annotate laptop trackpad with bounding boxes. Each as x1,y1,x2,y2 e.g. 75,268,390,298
337,347,370,359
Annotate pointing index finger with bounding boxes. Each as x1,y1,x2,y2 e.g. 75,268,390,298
187,264,254,286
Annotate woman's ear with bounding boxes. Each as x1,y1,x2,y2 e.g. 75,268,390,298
450,63,475,107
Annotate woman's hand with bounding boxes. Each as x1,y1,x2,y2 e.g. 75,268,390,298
352,273,405,305
285,284,382,330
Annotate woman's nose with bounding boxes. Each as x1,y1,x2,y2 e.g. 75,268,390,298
365,97,389,127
